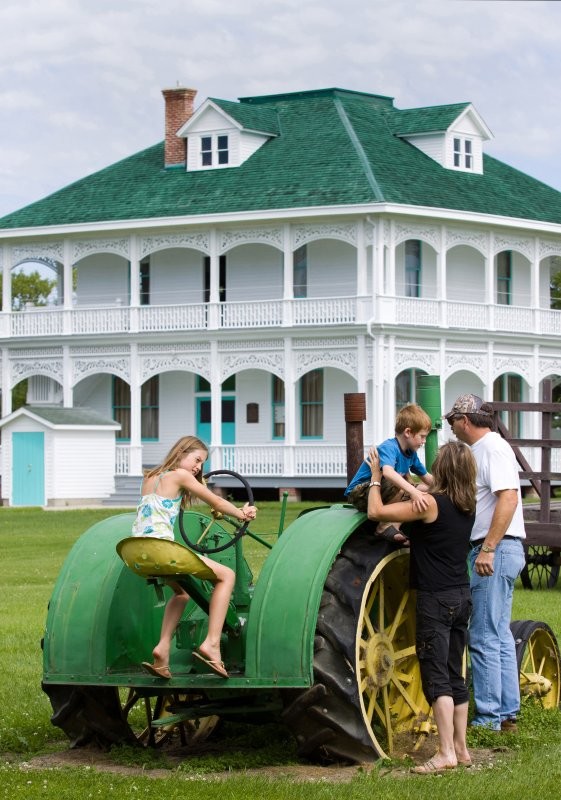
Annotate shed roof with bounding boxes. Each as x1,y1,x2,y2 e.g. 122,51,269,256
0,405,120,430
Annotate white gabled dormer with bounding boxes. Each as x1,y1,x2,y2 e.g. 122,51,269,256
395,103,493,175
177,98,279,172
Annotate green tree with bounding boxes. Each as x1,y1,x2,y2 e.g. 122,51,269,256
0,270,57,310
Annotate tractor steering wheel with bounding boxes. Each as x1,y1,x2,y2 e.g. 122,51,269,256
178,469,254,555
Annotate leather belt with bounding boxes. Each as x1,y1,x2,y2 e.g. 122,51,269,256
470,535,521,548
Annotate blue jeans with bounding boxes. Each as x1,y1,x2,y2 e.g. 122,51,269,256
468,538,526,729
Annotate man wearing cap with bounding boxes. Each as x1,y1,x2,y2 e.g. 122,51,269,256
445,393,526,733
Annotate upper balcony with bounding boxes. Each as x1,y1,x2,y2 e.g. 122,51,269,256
2,294,559,340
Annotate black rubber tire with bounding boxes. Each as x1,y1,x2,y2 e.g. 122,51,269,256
520,546,560,590
42,683,138,749
510,619,561,709
42,683,222,750
281,526,406,764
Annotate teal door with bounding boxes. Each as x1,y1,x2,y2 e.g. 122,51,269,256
12,431,45,506
196,396,235,445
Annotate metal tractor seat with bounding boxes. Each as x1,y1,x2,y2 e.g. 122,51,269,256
117,536,218,582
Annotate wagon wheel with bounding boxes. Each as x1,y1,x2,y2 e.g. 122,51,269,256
281,529,432,763
178,470,254,554
511,620,561,709
520,546,560,590
42,683,219,750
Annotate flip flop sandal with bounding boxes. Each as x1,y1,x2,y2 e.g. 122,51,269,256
375,525,407,543
141,661,172,679
192,650,229,678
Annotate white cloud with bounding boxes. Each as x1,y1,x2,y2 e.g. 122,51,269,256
1,0,561,216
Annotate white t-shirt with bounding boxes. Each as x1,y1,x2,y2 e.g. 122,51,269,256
470,431,526,542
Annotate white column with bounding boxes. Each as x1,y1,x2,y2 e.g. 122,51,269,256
356,219,367,296
130,235,141,307
438,225,447,327
63,240,73,310
2,245,11,313
372,334,386,446
486,232,495,330
1,347,11,416
208,229,220,329
387,220,396,296
282,224,293,327
282,224,293,299
283,337,296,477
129,235,140,334
531,236,541,308
209,340,221,470
129,344,143,475
62,345,73,407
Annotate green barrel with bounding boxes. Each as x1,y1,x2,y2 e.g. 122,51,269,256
417,374,442,471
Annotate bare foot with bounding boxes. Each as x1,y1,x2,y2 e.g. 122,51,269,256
455,749,472,767
151,646,169,670
197,641,222,665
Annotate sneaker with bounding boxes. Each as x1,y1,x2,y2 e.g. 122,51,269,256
500,718,518,733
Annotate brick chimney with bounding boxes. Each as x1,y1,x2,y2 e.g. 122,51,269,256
162,86,197,168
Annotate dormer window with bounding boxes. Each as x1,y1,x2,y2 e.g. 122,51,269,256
200,134,229,168
454,138,473,170
179,97,279,172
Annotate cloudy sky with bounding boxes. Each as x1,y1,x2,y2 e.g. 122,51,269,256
1,0,560,219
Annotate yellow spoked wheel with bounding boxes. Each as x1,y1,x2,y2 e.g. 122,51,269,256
281,530,433,764
356,549,431,758
512,620,561,709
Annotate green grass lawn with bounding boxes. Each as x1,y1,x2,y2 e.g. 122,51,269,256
2,505,561,799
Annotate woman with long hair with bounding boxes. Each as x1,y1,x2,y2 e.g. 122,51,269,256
367,441,476,773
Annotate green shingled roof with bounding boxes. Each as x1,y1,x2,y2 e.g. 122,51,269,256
208,97,280,135
391,103,471,135
2,87,561,229
22,405,119,427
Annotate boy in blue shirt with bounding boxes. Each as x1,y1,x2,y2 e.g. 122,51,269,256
346,404,434,541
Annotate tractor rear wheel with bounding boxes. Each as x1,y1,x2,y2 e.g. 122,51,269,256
43,683,219,750
511,619,561,709
281,528,431,763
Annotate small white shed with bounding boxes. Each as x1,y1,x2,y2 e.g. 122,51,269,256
0,405,120,507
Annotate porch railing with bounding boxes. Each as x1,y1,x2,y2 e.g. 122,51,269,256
2,296,559,339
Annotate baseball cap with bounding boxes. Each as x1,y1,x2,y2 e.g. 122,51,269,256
444,393,494,421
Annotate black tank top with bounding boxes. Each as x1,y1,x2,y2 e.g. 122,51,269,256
408,494,475,591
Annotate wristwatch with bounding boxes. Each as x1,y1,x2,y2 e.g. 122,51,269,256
481,544,496,553
369,481,382,488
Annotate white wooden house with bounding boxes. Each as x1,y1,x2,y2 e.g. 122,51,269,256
0,85,559,504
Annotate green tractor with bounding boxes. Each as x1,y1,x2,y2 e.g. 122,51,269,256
42,467,561,763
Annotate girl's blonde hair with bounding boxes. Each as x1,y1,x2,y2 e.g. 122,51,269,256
144,435,208,508
430,441,476,514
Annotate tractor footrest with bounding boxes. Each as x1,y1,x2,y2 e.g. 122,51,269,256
152,711,195,727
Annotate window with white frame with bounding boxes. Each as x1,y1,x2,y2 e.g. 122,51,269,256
493,373,522,437
272,375,285,439
453,137,473,170
113,376,159,441
395,368,427,415
300,369,323,438
404,240,421,298
497,251,512,305
293,245,307,298
200,134,229,168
